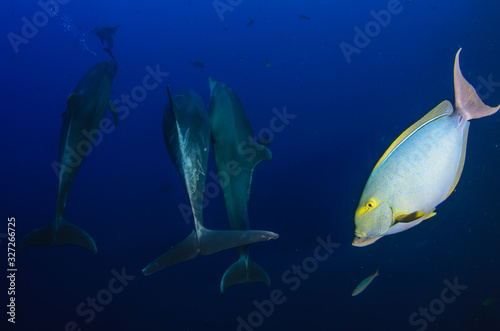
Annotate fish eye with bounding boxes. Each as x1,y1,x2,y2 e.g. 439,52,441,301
365,199,377,210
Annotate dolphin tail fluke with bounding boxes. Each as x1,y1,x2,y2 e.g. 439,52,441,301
142,226,278,276
142,230,199,276
220,257,271,293
454,48,500,120
17,219,97,254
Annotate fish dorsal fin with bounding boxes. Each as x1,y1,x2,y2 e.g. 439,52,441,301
109,98,118,126
394,210,426,223
373,101,454,171
445,123,469,199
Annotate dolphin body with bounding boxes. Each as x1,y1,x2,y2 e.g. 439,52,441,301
18,54,118,254
208,78,273,293
142,88,278,276
92,25,119,50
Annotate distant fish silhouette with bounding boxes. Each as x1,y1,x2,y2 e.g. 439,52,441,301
189,61,205,70
298,15,310,20
157,182,173,194
92,25,119,50
247,19,254,27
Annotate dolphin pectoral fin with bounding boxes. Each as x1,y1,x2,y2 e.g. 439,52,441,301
17,219,97,254
67,92,82,111
142,230,199,276
142,227,278,276
198,227,278,256
220,257,271,293
394,210,427,223
109,98,119,126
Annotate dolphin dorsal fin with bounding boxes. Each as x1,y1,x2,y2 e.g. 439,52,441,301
248,139,272,168
373,100,454,171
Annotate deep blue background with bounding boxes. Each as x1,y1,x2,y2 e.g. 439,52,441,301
2,0,500,330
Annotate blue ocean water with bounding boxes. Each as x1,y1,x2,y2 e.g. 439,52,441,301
2,0,500,330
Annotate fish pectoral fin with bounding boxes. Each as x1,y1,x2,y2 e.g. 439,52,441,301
394,210,427,223
424,210,437,220
109,98,119,126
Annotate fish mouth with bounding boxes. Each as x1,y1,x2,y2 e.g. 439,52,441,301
352,236,382,247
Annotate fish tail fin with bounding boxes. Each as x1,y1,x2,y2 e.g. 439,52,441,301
142,226,278,276
220,256,271,293
17,219,97,254
454,48,500,120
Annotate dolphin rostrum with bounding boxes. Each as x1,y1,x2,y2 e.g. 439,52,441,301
92,25,119,50
208,78,274,293
18,53,118,254
142,87,278,276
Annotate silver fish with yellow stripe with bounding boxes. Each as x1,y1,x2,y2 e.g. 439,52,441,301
353,49,500,247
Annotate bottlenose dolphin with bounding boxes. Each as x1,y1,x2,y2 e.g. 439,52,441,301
92,25,119,50
208,78,273,293
142,87,278,276
18,53,118,254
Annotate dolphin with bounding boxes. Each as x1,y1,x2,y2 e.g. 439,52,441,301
142,87,278,276
208,78,273,293
92,25,119,50
18,53,118,254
